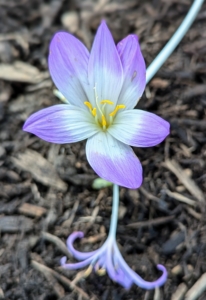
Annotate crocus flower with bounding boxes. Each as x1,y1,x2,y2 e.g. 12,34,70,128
23,21,169,189
60,231,167,289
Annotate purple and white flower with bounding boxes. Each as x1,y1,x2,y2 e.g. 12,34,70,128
23,21,169,189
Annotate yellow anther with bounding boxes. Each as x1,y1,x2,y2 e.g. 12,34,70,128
84,101,92,110
109,107,118,117
102,115,107,127
84,265,93,278
109,104,126,117
96,268,106,276
92,107,97,116
118,104,126,110
100,100,114,105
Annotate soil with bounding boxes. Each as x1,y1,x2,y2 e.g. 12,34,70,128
0,0,206,299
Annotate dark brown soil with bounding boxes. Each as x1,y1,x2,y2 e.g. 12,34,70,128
0,0,206,299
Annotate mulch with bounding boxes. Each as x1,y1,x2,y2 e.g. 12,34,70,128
0,0,206,299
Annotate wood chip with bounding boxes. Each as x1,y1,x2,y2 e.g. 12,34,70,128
0,61,48,83
150,78,170,88
81,233,106,244
171,283,187,300
161,231,185,255
183,84,206,99
163,159,205,202
126,215,174,229
154,287,161,300
0,216,33,233
186,207,202,220
171,118,206,129
31,260,65,298
18,203,47,218
11,149,67,191
165,189,197,206
0,288,4,299
31,260,91,300
41,232,72,258
185,273,206,300
103,1,137,13
62,200,79,229
61,11,79,33
171,265,183,276
0,181,30,199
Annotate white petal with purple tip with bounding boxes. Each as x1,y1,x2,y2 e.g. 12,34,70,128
48,32,89,109
23,105,98,144
88,21,123,110
86,132,142,189
117,35,146,109
108,109,170,147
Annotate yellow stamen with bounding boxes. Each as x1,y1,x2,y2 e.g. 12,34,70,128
100,100,114,105
92,107,97,116
84,101,92,110
84,265,93,277
96,268,106,276
109,104,126,117
102,115,107,127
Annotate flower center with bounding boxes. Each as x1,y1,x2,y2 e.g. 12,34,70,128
84,86,126,131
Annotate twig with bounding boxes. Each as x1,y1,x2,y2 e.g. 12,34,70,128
41,232,72,258
31,260,91,300
31,260,65,298
81,233,106,244
185,273,206,300
62,200,79,228
165,189,197,207
126,215,174,229
163,159,205,202
139,187,160,202
153,287,161,300
185,207,202,220
171,283,188,300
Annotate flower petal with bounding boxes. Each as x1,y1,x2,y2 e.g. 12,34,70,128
113,243,167,289
88,21,123,108
23,105,98,144
66,232,99,260
106,246,133,289
61,256,94,270
117,35,146,109
108,110,170,147
86,132,142,189
48,32,89,108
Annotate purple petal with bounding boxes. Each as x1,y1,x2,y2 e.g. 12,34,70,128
61,256,94,270
108,110,170,147
117,35,146,109
86,132,143,189
88,21,123,108
113,243,167,289
66,231,99,260
106,253,133,289
23,105,98,144
96,254,106,269
60,256,67,265
48,32,89,109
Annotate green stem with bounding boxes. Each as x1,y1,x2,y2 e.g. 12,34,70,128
108,184,119,239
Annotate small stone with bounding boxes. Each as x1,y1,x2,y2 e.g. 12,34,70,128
61,11,79,33
0,287,4,299
171,264,183,276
